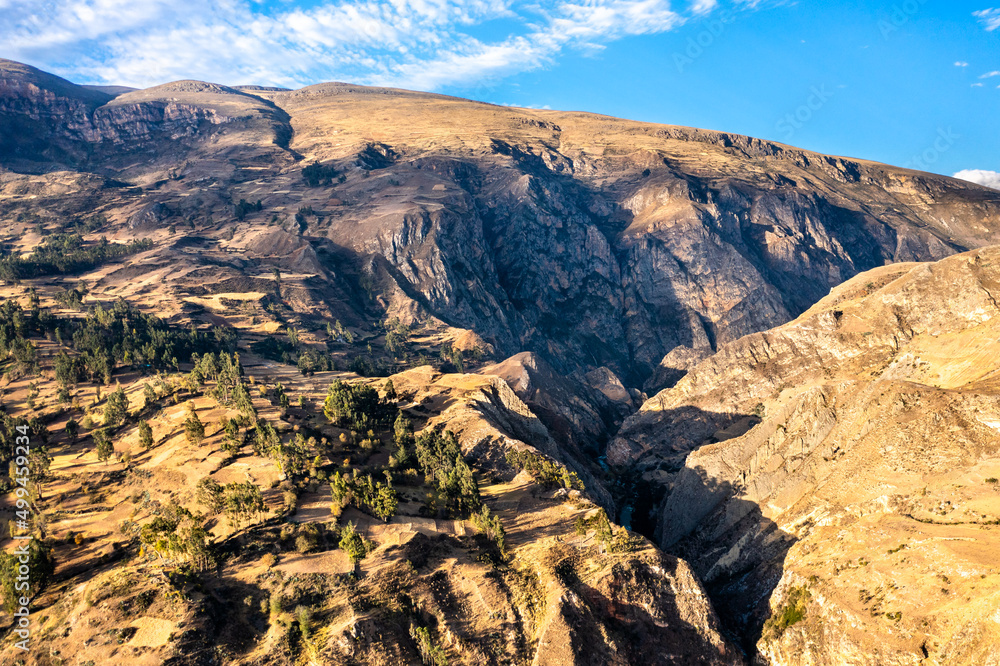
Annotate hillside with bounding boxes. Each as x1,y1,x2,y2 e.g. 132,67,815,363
612,247,1000,663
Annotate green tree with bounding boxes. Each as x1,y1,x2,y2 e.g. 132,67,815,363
383,378,397,401
94,428,114,463
414,429,480,517
390,437,416,470
183,402,205,445
324,380,393,431
64,417,78,440
372,483,398,522
221,416,243,453
55,352,85,386
143,382,157,408
104,385,129,427
138,420,153,450
473,505,507,556
223,481,265,529
338,521,370,564
232,381,255,417
252,418,280,457
23,447,52,500
196,477,224,514
0,540,54,613
394,412,414,445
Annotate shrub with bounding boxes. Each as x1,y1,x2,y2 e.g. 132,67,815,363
764,586,810,639
409,624,447,666
269,591,283,619
296,605,313,639
506,448,583,491
294,535,314,554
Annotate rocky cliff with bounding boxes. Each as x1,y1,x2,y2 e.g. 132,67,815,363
613,247,1000,663
3,57,1000,397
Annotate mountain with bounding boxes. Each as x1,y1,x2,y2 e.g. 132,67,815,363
3,57,999,397
1,58,1000,665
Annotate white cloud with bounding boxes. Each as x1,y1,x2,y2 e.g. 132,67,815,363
973,7,1000,31
972,82,984,87
955,61,969,66
0,0,689,91
980,70,1000,78
953,169,1000,190
691,0,718,14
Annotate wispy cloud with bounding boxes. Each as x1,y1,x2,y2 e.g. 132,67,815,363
955,61,969,67
973,7,1000,31
980,70,1000,78
690,0,718,14
954,169,1000,190
0,0,694,91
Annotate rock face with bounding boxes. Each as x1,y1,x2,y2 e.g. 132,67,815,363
0,60,292,178
480,352,636,451
3,57,1000,396
612,247,1000,663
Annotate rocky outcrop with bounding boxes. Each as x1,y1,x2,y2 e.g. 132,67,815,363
127,202,174,229
613,247,1000,663
480,352,635,451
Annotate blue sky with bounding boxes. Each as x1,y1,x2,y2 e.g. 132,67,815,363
1,0,998,185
